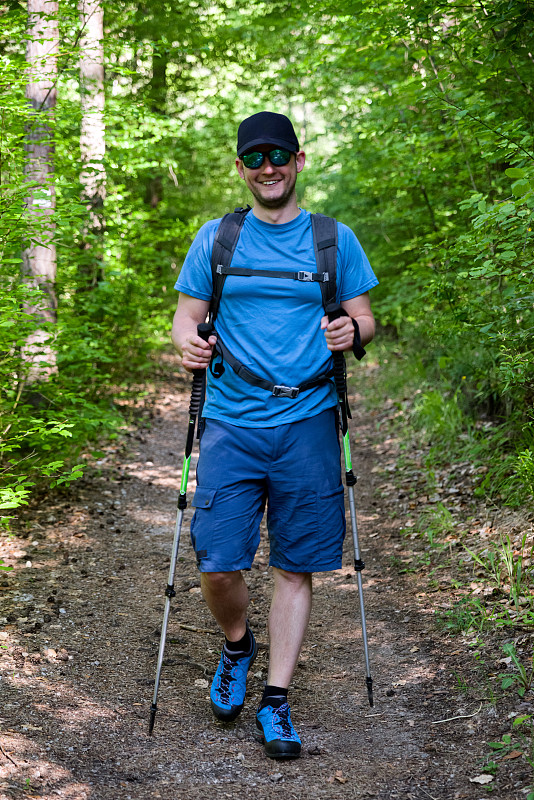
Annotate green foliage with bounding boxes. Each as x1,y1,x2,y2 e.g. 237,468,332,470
500,643,534,698
411,388,466,447
486,713,534,790
286,0,534,506
2,0,534,516
439,596,493,635
413,502,456,550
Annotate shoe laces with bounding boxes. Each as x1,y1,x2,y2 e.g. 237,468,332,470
217,652,237,703
274,703,294,738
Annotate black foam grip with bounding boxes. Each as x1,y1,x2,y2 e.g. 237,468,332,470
188,322,214,416
325,302,347,323
333,351,347,398
189,372,204,416
197,322,213,342
325,303,349,398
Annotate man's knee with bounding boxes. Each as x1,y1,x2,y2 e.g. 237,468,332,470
272,567,312,589
201,570,242,594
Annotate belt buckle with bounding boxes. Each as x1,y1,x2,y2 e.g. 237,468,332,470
297,271,313,282
272,385,299,399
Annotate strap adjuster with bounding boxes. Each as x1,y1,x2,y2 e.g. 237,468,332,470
272,385,300,399
297,270,329,282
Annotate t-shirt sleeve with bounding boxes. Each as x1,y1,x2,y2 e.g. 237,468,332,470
174,219,221,301
336,222,379,302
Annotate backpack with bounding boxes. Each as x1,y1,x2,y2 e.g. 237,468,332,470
206,207,353,399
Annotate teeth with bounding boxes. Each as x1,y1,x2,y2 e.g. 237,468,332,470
263,181,279,185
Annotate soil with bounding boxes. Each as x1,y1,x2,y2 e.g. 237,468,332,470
1,362,533,800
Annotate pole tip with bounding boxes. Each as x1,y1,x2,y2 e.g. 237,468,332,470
148,704,157,735
366,676,374,708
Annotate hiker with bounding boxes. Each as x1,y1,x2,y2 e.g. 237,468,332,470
171,111,378,758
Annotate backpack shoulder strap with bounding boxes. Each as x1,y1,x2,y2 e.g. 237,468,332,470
311,213,337,311
210,206,250,323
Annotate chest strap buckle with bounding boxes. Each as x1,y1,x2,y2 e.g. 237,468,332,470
272,385,300,399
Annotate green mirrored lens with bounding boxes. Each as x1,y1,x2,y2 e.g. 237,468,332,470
269,149,291,165
242,151,264,168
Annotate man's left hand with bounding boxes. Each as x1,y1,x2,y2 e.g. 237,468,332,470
321,315,354,352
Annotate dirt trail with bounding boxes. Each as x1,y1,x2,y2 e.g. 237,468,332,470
1,368,531,799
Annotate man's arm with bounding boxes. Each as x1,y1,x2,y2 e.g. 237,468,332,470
171,293,216,372
321,291,376,352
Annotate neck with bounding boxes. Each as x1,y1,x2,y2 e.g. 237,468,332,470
252,198,301,225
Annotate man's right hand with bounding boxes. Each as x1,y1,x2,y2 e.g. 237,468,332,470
181,333,217,372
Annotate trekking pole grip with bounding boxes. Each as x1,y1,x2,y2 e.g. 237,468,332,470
189,323,213,417
325,303,349,399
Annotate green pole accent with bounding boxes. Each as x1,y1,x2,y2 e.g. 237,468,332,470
180,454,191,496
343,431,352,471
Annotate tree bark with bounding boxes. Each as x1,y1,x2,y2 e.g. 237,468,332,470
22,0,59,379
78,0,105,287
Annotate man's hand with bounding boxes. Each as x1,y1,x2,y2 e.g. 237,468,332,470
172,294,215,372
321,315,354,352
180,333,217,372
321,293,375,351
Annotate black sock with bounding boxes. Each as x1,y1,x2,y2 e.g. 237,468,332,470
259,684,288,710
223,624,253,660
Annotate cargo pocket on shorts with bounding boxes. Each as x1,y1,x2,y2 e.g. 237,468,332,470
190,486,217,564
318,484,346,557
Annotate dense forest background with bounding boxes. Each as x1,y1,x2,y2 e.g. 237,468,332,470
1,0,533,520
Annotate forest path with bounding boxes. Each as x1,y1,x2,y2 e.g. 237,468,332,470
0,365,527,799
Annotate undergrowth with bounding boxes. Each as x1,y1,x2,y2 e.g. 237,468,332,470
358,340,534,635
361,338,534,510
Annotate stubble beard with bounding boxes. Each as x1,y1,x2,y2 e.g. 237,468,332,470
248,176,297,210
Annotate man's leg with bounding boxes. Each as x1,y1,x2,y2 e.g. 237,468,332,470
254,568,311,759
267,567,312,687
201,570,249,641
202,570,258,722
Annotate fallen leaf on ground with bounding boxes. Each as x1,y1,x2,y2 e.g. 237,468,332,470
469,774,493,784
501,750,523,760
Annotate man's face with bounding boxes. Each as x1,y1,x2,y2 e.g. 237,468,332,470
236,145,306,210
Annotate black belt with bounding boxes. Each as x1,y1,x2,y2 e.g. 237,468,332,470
212,338,334,400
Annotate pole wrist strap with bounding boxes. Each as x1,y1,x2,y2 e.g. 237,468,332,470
351,318,366,361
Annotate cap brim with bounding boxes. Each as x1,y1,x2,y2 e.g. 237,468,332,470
237,136,298,157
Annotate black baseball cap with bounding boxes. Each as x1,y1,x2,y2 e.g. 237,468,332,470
237,111,299,157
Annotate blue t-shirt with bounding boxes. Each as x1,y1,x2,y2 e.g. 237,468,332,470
175,209,378,427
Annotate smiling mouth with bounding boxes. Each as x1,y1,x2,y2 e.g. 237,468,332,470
261,180,281,186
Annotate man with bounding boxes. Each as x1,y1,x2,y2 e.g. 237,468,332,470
172,111,378,759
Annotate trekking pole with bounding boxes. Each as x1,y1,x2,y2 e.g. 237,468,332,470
326,303,374,707
149,322,213,735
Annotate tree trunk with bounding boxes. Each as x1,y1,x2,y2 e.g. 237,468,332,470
22,0,59,379
78,0,105,288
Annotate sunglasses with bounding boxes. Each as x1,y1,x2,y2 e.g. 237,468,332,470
241,148,293,169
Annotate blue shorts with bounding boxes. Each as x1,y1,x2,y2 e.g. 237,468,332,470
190,407,346,573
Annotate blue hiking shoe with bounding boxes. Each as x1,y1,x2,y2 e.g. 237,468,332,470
210,631,258,722
255,702,302,759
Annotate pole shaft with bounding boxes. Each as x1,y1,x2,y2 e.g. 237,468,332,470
347,485,372,679
151,507,184,710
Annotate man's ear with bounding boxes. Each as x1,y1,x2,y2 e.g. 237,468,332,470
296,151,306,173
236,158,245,180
